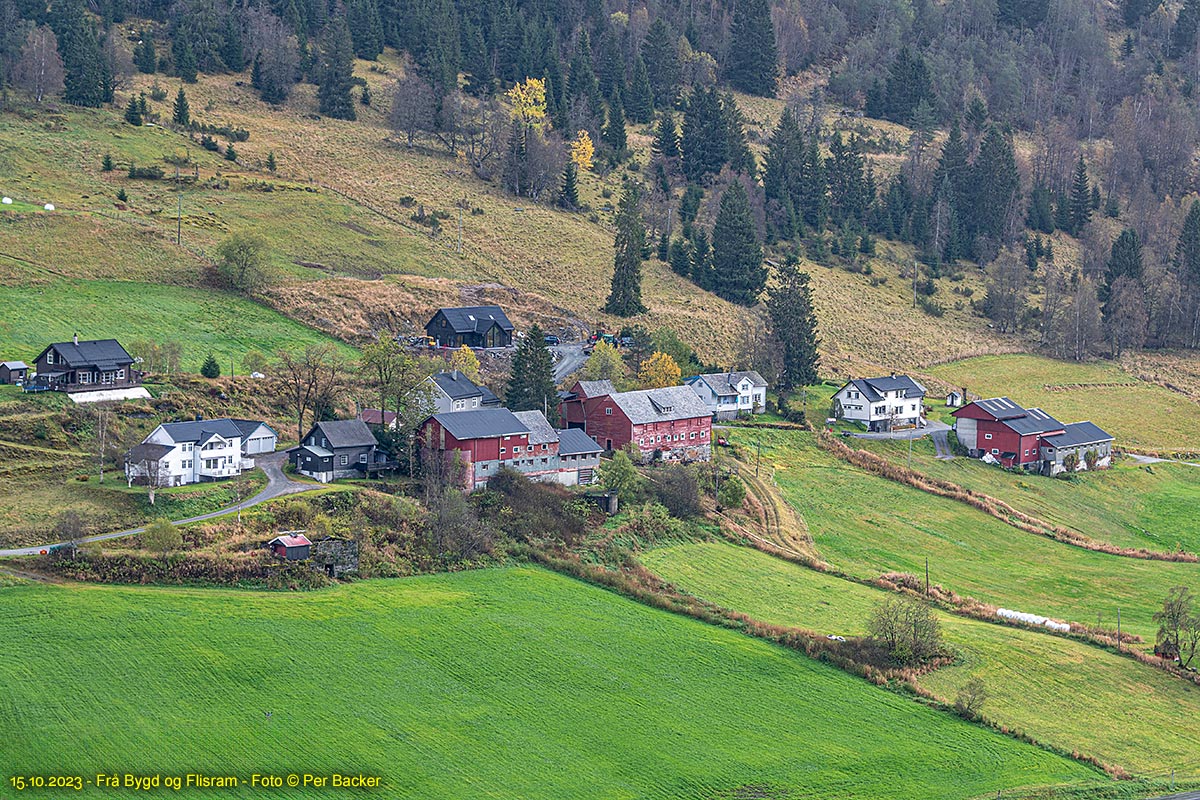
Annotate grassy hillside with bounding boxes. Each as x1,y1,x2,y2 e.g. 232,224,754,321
0,567,1093,798
642,541,1200,775
731,429,1200,642
928,354,1200,452
854,436,1200,555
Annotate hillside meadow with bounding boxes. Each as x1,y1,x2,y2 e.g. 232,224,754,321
728,428,1200,643
0,567,1094,799
641,540,1200,776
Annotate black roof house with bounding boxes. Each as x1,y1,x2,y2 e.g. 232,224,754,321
32,337,141,393
425,306,514,349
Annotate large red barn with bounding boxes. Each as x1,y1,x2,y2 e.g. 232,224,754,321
558,381,712,463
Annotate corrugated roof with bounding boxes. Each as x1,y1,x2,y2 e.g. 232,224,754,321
692,371,768,396
155,418,244,443
39,339,134,369
429,306,514,335
512,410,557,445
269,533,312,548
845,375,928,403
1042,421,1114,448
313,419,378,449
1002,407,1065,436
431,371,485,400
433,408,529,440
610,385,712,424
1,360,28,370
230,419,276,439
557,428,602,455
479,385,501,406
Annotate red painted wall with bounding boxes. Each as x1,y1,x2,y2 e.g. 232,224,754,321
583,396,633,450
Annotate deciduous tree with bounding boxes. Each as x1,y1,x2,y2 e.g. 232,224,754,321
13,25,64,102
215,233,270,293
637,351,682,389
142,518,183,558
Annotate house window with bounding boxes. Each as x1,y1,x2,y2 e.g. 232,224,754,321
78,372,91,384
541,443,547,450
513,446,522,453
47,351,55,365
204,458,219,470
541,458,548,464
984,433,993,440
116,369,125,380
340,454,349,466
181,460,192,469
500,447,506,454
605,407,613,415
991,448,999,455
690,432,696,439
182,443,192,452
454,400,464,410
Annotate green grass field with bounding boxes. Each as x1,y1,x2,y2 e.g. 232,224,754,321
0,279,354,372
0,567,1095,798
641,540,1200,775
854,435,1200,555
928,354,1200,452
731,429,1200,643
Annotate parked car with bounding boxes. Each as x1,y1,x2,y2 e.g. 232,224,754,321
544,334,560,346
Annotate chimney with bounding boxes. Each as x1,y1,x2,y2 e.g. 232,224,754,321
453,369,460,380
73,332,79,345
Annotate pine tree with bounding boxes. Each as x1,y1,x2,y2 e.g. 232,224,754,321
657,231,670,261
124,94,142,125
605,183,648,317
505,324,558,422
220,13,245,71
1054,191,1072,232
267,151,277,172
711,181,766,306
172,87,189,127
596,32,624,101
200,353,221,379
317,16,357,120
558,160,579,209
763,107,804,239
799,136,827,232
882,47,934,124
721,92,756,176
827,133,871,227
933,122,970,213
1068,155,1092,235
681,87,727,183
173,37,197,83
133,31,155,74
652,112,680,161
769,255,820,390
347,0,383,60
726,0,777,96
602,92,627,155
690,229,712,289
626,54,654,124
101,153,114,171
1105,228,1144,305
1027,184,1055,233
970,125,1020,244
668,237,690,277
61,10,108,107
641,18,679,108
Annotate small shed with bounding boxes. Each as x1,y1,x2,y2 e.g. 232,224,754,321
268,532,312,560
0,361,29,384
946,391,964,408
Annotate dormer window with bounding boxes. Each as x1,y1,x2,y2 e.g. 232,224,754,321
46,351,54,365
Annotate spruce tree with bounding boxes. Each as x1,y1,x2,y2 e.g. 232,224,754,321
225,143,238,161
1174,0,1200,58
827,133,871,227
726,0,778,96
721,92,756,176
567,31,602,121
133,32,156,74
641,18,679,108
596,33,624,101
220,14,245,71
1054,191,1072,232
657,231,670,261
763,108,804,239
932,122,970,213
1175,200,1200,287
970,125,1019,244
882,47,933,124
102,153,114,171
1069,155,1092,235
605,183,648,317
172,87,189,127
61,12,107,107
200,353,221,379
690,229,712,289
463,23,493,97
769,255,820,390
711,181,766,306
558,160,579,209
798,136,827,232
1104,228,1144,306
173,37,197,83
652,112,680,161
626,54,654,124
602,92,627,155
317,16,357,120
668,237,690,277
347,0,383,60
505,324,558,422
681,87,727,183
1027,185,1055,233
124,94,143,125
267,151,277,172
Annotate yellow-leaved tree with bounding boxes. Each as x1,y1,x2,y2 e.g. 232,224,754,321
449,345,481,381
638,352,682,389
507,77,546,127
569,130,595,171
581,339,624,382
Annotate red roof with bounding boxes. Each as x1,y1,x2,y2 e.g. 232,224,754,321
270,534,311,548
359,409,398,426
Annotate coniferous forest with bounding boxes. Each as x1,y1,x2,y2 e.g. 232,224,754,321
6,0,1200,358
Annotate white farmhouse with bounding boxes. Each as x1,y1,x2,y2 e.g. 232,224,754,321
685,371,768,419
125,418,277,487
833,375,927,432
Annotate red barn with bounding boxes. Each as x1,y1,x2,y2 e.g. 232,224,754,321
558,381,712,463
952,397,1114,474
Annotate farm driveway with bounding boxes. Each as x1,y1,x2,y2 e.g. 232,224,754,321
0,453,316,558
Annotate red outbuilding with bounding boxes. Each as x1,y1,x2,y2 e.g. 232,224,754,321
558,381,712,463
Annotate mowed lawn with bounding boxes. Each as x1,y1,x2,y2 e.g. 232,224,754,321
0,568,1094,799
0,279,354,372
641,541,1200,775
734,429,1200,642
928,354,1200,452
855,436,1200,555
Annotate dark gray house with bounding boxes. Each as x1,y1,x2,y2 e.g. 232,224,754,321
0,360,29,384
32,337,141,394
425,306,514,349
292,419,389,482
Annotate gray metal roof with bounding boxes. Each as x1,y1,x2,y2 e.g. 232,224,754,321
431,371,485,400
38,339,134,369
610,385,712,424
845,375,927,403
1001,407,1064,436
479,385,501,406
128,442,174,463
155,418,244,443
230,419,277,439
432,408,529,440
576,380,616,398
557,428,602,455
300,444,334,458
1042,421,1114,448
428,306,514,335
512,410,557,445
312,419,379,449
691,371,768,396
1,360,28,370
973,397,1029,420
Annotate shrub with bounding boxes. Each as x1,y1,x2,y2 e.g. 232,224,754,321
867,595,943,666
127,164,165,180
653,464,701,518
717,474,746,510
200,353,221,379
142,518,183,557
199,134,220,152
954,676,988,718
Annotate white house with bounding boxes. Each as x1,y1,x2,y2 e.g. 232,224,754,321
125,418,277,487
833,375,927,432
685,371,768,420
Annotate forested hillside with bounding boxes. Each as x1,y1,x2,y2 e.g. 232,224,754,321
4,0,1200,372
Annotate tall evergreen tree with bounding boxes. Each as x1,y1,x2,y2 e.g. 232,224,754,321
882,47,934,124
596,32,624,100
827,134,870,227
505,324,558,423
60,8,108,107
605,183,648,317
726,0,778,96
668,237,691,277
721,91,757,176
220,13,245,71
172,36,197,83
602,91,627,154
690,229,712,289
763,107,804,239
133,31,155,73
462,23,493,96
652,111,680,161
626,54,653,124
1069,155,1092,235
317,16,356,120
711,181,766,306
681,87,727,182
932,122,970,212
172,87,190,126
769,255,820,390
798,135,827,232
1027,184,1055,233
640,18,678,108
969,125,1020,244
347,0,383,59
1175,200,1200,346
124,94,143,125
567,30,603,121
558,160,579,209
1174,0,1200,58
1105,228,1144,302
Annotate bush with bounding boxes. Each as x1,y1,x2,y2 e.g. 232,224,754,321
717,474,746,510
916,297,945,317
867,595,943,666
127,164,165,180
479,467,592,546
142,518,183,556
199,134,220,152
954,676,988,718
653,464,701,518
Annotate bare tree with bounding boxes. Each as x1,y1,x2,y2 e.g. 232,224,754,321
390,72,435,147
101,31,134,93
462,97,506,180
275,343,343,443
1105,275,1148,356
247,7,299,103
868,595,943,666
1154,586,1199,669
12,25,64,103
982,252,1028,334
128,449,167,505
954,676,988,718
53,510,88,555
1069,278,1103,361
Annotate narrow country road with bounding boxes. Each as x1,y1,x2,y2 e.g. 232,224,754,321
551,343,588,382
0,453,316,558
931,429,954,460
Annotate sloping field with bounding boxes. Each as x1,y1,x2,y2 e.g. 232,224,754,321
733,429,1200,642
855,436,1200,555
0,567,1093,798
642,540,1200,775
928,354,1200,452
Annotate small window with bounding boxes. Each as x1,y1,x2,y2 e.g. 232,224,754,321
340,455,349,466
605,407,613,415
984,433,993,440
500,447,506,454
991,448,999,455
513,446,521,453
690,432,696,439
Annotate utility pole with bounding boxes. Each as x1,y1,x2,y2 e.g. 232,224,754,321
925,556,930,596
1117,607,1121,651
755,439,761,477
175,165,182,246
457,203,463,254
